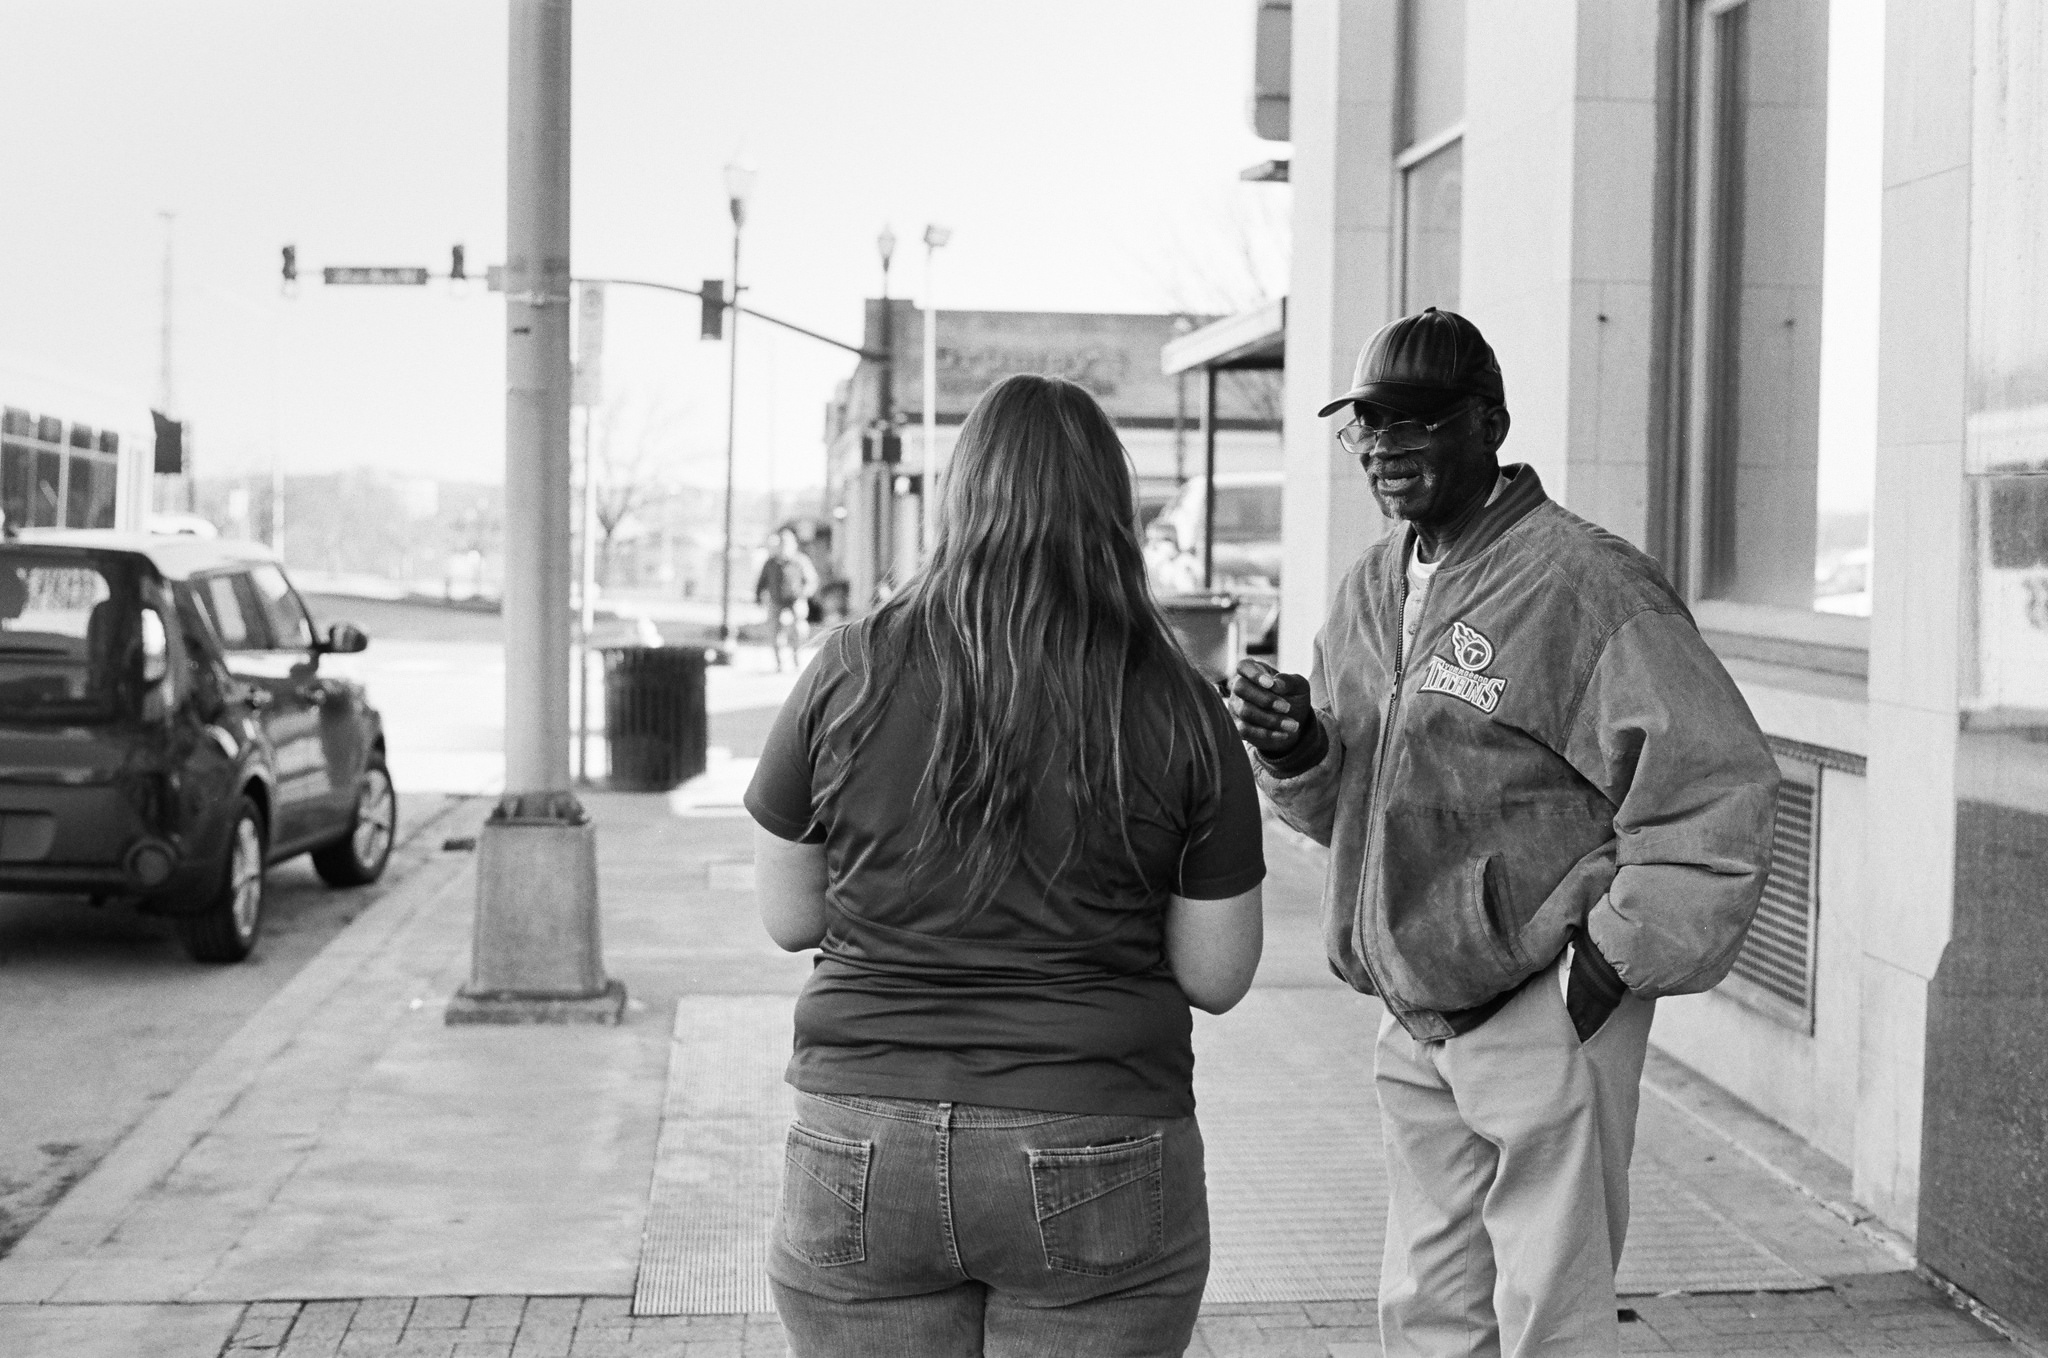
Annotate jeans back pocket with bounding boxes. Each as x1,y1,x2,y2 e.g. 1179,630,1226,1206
1028,1133,1165,1277
780,1123,872,1267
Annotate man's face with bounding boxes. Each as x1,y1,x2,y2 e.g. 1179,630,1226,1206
1352,399,1505,531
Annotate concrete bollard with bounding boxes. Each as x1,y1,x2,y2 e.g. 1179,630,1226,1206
446,795,626,1025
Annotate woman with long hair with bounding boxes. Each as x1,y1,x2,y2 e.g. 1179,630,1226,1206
745,373,1266,1356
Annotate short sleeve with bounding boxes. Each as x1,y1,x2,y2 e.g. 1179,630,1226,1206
744,645,837,843
1173,692,1267,899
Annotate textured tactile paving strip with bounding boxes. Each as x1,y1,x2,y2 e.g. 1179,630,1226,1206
1193,991,1387,1303
635,990,1814,1314
634,997,794,1316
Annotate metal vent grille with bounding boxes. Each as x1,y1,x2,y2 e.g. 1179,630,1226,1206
1726,756,1819,1027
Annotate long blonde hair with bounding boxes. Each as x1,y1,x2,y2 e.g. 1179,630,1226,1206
819,374,1221,912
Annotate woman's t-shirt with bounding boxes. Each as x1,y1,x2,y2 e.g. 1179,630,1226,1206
744,623,1266,1119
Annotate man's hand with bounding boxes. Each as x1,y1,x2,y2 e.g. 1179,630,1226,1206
1228,658,1314,758
1565,929,1628,1042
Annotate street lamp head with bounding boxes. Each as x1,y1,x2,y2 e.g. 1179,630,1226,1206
877,225,897,269
923,224,952,250
724,161,756,226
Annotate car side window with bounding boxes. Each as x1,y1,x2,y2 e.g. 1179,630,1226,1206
194,572,276,652
248,565,314,652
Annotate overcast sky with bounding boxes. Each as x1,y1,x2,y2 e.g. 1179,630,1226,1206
0,1,1289,493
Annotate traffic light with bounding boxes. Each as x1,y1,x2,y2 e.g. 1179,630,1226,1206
281,244,297,284
700,279,724,340
450,244,467,280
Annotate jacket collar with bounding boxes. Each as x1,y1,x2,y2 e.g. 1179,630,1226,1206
1393,462,1547,572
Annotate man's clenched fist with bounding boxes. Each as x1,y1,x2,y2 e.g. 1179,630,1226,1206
1227,658,1314,758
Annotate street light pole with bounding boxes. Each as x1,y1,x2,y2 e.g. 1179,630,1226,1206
717,161,755,646
920,224,950,562
449,0,622,1026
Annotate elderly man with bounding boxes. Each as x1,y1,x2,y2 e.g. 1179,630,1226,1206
1230,308,1778,1356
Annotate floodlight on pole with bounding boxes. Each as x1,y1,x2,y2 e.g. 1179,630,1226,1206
920,224,950,564
717,160,755,645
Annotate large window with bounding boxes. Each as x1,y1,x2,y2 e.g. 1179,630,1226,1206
1674,0,1871,624
1396,0,1463,312
0,407,121,532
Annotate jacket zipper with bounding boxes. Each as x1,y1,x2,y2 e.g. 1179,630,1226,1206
1351,570,1413,1008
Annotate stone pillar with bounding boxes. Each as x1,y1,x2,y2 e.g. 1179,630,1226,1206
1854,0,1975,1229
1277,0,1402,678
1917,1,2048,1335
1460,0,1666,545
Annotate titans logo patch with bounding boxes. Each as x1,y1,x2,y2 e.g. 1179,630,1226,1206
1418,620,1507,713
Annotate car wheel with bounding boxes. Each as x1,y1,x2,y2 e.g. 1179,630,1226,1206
177,798,266,964
311,761,397,887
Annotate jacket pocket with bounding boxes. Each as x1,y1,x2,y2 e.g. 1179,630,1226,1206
1478,853,1525,968
1029,1134,1165,1277
779,1123,871,1267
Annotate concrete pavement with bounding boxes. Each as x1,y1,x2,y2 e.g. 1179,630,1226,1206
0,660,2028,1356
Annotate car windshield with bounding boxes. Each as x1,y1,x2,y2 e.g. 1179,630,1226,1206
1212,484,1284,542
0,549,137,724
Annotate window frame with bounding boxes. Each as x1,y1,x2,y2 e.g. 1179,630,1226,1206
1663,0,1868,670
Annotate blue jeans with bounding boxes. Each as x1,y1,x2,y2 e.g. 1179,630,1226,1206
769,1091,1210,1357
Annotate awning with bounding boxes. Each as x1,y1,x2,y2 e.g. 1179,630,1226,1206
1161,297,1285,375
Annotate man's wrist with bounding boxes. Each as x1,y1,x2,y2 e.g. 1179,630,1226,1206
1257,712,1327,778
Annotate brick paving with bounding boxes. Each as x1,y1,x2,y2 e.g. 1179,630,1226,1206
205,1272,2020,1357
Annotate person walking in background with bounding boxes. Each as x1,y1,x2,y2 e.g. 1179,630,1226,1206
746,374,1266,1357
1229,308,1778,1356
756,527,819,672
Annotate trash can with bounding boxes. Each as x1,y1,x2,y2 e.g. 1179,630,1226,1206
601,646,710,791
1158,593,1241,687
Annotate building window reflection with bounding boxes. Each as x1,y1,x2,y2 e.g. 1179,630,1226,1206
1675,0,1875,618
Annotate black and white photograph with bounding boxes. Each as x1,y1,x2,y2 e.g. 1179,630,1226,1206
1,1,2044,1355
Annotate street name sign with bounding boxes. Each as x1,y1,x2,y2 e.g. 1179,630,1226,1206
323,267,431,285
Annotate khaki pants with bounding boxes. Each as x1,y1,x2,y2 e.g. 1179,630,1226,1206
1375,953,1655,1358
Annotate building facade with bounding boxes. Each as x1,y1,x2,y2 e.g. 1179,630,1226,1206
823,302,1283,610
1277,0,2046,1335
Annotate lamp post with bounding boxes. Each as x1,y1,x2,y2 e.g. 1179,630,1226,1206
875,228,898,587
876,225,896,435
920,224,950,562
717,160,755,646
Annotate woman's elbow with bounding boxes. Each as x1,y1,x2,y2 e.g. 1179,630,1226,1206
1180,964,1258,1015
763,919,824,952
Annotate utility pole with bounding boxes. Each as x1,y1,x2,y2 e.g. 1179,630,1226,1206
920,225,950,563
717,163,754,646
450,0,624,1025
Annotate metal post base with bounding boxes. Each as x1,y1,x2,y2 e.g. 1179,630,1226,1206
446,793,626,1026
446,977,627,1026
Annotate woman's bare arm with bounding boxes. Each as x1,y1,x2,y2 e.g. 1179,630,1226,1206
1166,886,1264,1014
755,824,828,951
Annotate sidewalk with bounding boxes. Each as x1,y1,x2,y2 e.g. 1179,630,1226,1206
0,774,2025,1356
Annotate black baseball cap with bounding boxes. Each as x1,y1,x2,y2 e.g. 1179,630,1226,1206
1318,306,1507,419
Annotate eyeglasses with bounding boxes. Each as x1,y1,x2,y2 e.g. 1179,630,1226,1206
1335,406,1472,455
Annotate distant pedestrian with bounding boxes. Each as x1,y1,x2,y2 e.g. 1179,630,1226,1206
746,373,1266,1357
1229,308,1779,1356
755,528,819,672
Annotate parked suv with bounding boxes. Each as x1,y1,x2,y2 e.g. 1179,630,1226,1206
0,532,394,961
